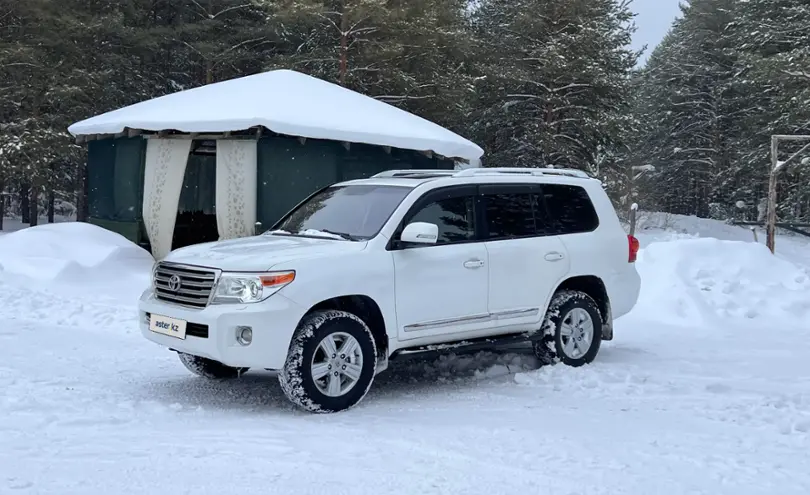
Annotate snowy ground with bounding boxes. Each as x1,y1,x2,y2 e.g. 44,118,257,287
1,214,809,495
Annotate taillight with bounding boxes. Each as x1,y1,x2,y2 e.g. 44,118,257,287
628,235,639,263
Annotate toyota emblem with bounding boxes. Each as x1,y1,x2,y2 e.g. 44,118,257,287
168,274,182,291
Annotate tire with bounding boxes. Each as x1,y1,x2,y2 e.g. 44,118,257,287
533,290,603,367
278,309,377,413
177,352,249,379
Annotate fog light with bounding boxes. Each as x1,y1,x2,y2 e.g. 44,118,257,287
236,326,253,346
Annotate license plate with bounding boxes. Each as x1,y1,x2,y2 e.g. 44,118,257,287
149,314,187,340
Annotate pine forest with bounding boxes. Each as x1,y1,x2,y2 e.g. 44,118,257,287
1,0,809,225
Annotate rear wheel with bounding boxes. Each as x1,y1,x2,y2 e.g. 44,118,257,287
533,290,603,367
278,310,377,413
177,352,249,379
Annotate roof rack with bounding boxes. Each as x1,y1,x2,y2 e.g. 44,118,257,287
453,167,592,179
371,170,458,178
371,167,592,180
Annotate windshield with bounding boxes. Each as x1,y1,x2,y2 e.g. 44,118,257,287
271,184,413,240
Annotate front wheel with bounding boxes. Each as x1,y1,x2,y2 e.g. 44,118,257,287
278,310,377,413
533,290,603,367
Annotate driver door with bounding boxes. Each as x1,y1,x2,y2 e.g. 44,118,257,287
390,185,490,342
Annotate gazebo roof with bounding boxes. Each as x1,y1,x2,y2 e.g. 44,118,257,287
68,69,483,163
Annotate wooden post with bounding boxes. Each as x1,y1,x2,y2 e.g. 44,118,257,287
765,135,810,253
766,136,778,253
751,227,758,243
628,203,638,237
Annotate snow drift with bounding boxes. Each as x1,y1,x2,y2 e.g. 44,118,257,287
0,222,153,301
634,237,810,326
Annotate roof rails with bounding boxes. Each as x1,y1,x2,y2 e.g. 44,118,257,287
372,167,592,180
453,167,592,179
371,170,458,178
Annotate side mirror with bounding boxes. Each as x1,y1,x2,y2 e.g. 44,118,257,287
400,222,439,245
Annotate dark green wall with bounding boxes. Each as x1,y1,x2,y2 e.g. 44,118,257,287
87,137,145,223
255,136,454,229
86,137,146,243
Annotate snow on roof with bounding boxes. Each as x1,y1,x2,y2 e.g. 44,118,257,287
67,69,484,162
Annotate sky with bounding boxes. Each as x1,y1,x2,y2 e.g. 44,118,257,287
631,0,684,65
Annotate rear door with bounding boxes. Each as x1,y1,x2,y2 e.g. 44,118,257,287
482,183,570,329
540,182,606,264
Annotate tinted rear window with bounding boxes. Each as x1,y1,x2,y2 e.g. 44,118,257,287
483,193,536,239
540,184,599,234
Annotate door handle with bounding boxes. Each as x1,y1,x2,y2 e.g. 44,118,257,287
463,259,485,269
544,252,565,262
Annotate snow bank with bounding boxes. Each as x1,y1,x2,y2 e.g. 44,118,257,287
634,211,759,245
633,237,810,326
632,211,810,268
0,222,153,302
1,215,74,236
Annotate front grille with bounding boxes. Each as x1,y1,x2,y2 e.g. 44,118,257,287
145,313,209,338
153,262,218,309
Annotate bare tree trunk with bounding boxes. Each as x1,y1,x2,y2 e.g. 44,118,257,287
76,160,88,222
0,177,4,231
29,184,38,227
47,163,55,223
47,190,55,223
20,182,30,224
339,5,348,86
206,58,213,84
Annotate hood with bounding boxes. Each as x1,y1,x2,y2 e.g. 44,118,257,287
162,234,367,271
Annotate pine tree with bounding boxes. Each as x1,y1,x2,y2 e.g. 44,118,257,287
261,0,475,132
0,0,282,221
469,0,639,172
629,0,810,220
729,0,810,221
629,0,744,218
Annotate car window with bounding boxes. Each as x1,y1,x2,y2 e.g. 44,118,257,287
484,193,535,239
408,195,475,244
274,184,412,240
540,184,599,234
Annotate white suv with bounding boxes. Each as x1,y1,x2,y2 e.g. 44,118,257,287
139,167,641,413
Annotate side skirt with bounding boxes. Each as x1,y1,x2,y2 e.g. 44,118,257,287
389,331,541,362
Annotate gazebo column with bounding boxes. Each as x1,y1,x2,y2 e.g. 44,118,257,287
215,139,258,239
142,138,192,260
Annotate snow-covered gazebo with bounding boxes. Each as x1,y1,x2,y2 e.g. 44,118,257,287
68,69,483,259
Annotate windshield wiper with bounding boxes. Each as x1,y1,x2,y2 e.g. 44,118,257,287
269,228,359,241
316,229,359,241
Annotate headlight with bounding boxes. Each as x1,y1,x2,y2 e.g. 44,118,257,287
211,270,295,304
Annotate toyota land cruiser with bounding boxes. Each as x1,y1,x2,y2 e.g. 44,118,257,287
139,167,641,413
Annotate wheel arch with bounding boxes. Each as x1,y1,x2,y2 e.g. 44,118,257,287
303,295,389,358
551,275,613,340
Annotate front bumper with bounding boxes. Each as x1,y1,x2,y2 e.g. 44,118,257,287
138,289,307,370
